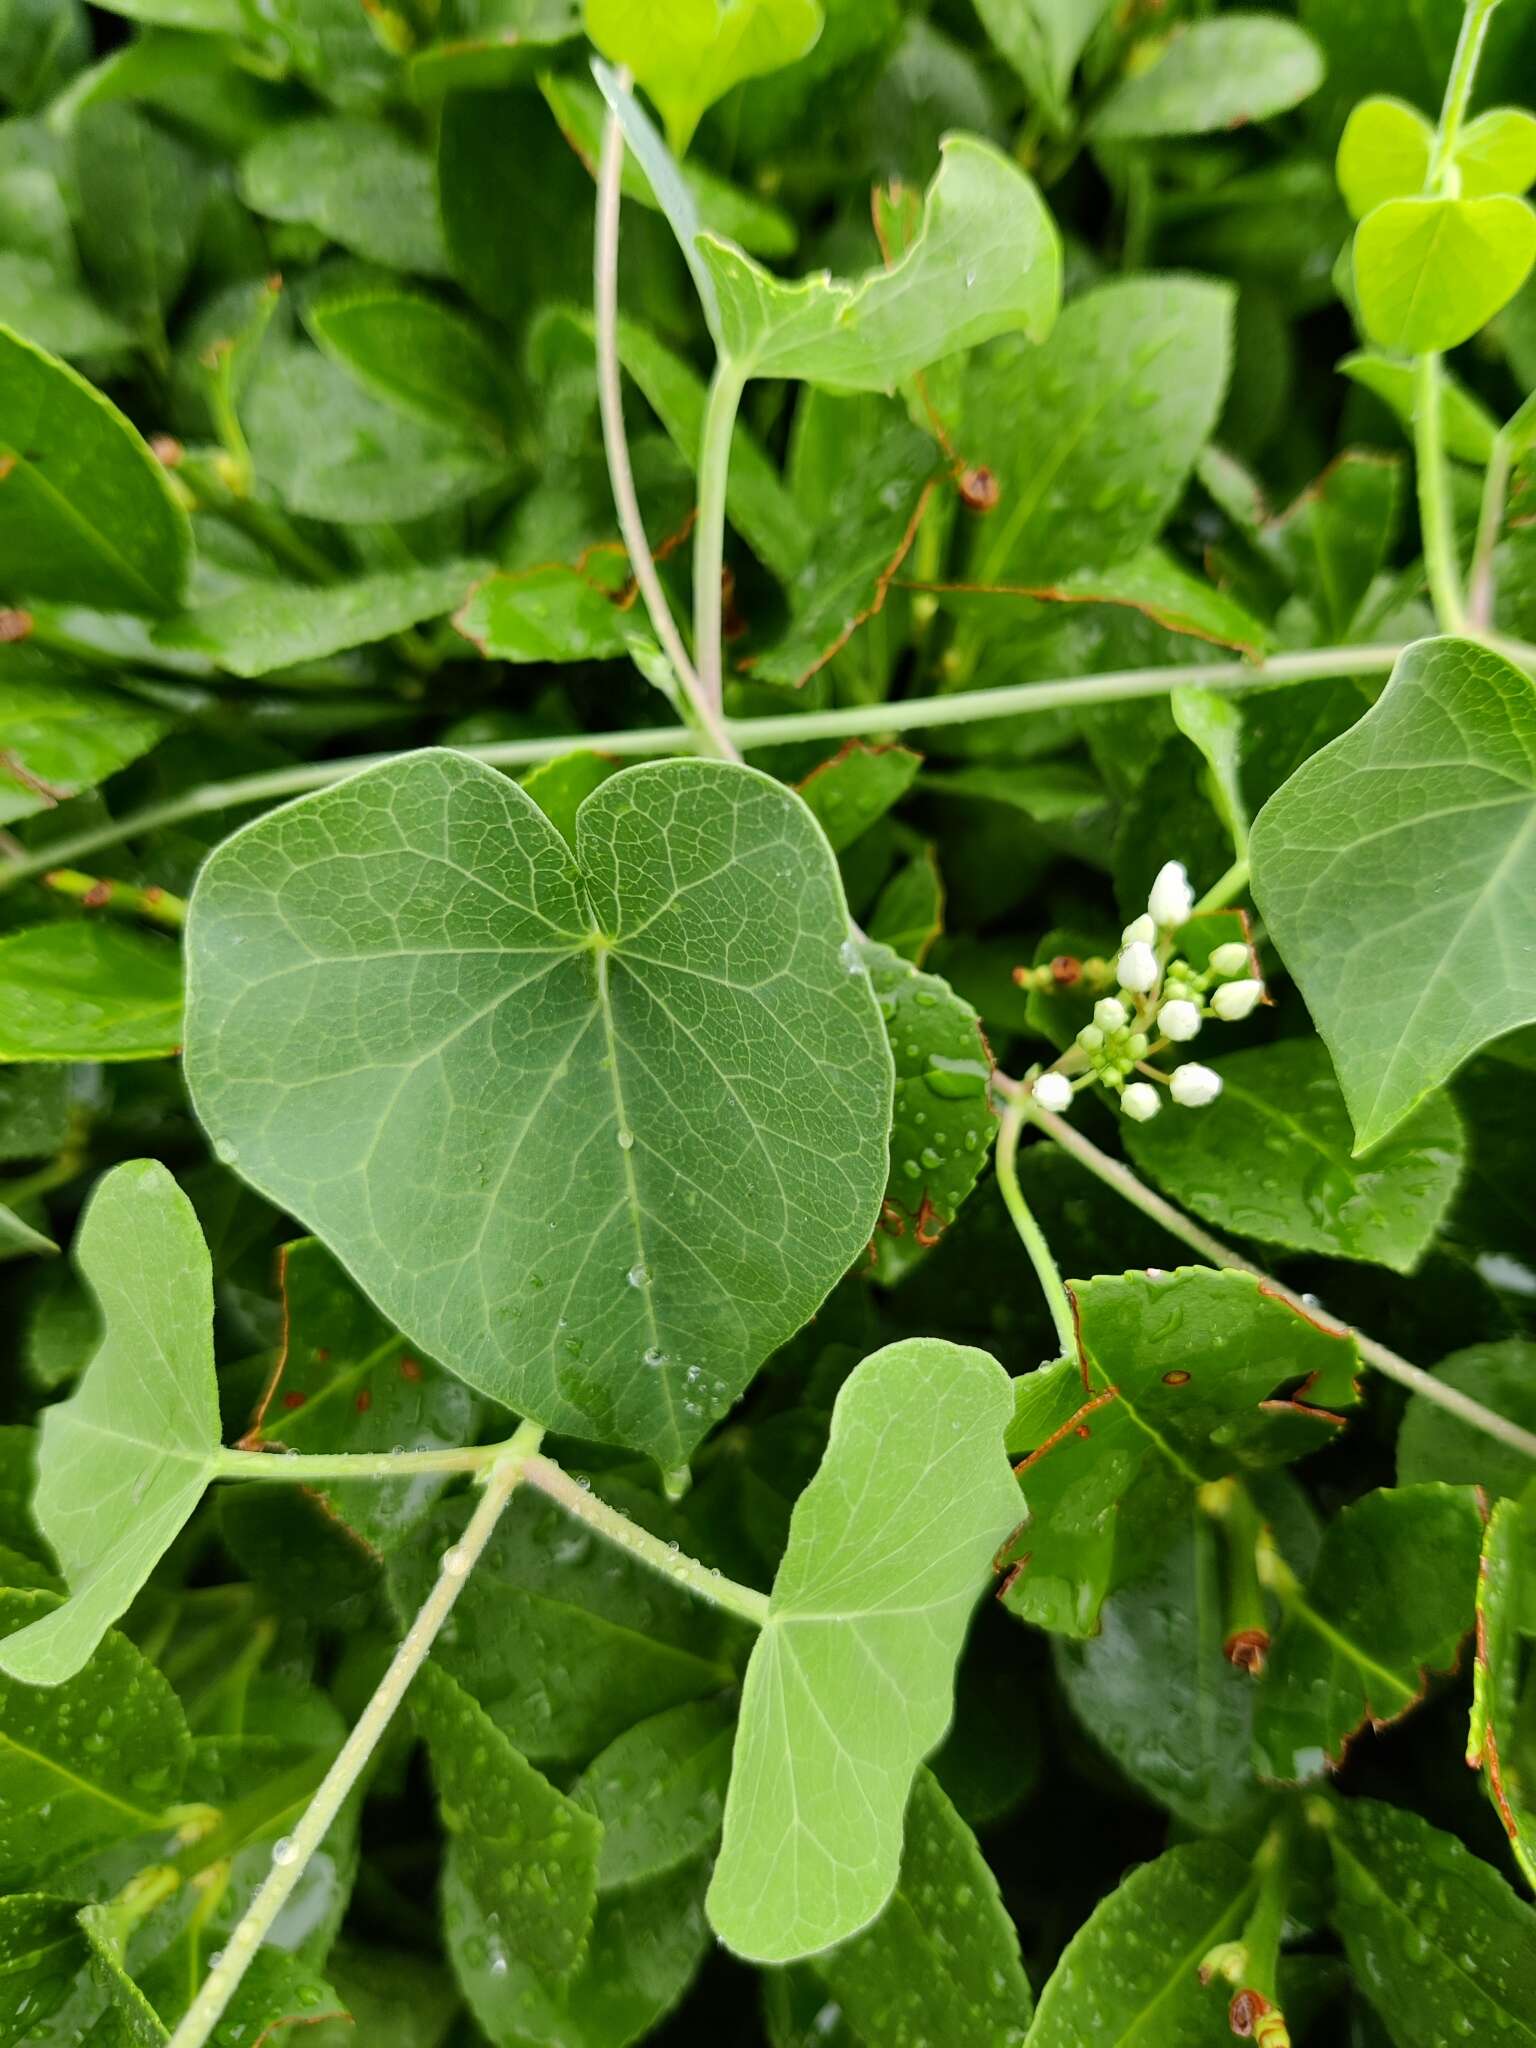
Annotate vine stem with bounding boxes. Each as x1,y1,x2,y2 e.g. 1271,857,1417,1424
1428,0,1502,189
1415,354,1468,633
693,362,748,716
165,1420,545,2048
994,1094,1078,1360
594,80,739,763
1014,1090,1536,1462
0,643,1436,895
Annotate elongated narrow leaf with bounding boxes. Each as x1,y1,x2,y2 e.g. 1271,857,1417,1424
0,1590,190,1884
1251,637,1536,1151
185,750,891,1467
0,924,182,1063
1469,1497,1536,1886
0,1160,219,1686
708,1336,1019,1962
700,135,1060,386
0,677,168,826
0,323,190,612
1255,1482,1481,1781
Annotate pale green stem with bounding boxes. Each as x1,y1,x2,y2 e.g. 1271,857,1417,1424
215,1441,508,1483
1415,354,1468,633
165,1421,544,2048
1192,857,1249,916
993,1093,1078,1360
40,867,186,929
1019,1093,1536,1462
1468,428,1512,629
1428,0,1502,189
521,1453,770,1628
693,361,748,719
0,644,1429,895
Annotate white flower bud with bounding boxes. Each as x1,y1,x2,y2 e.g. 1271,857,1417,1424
1211,978,1263,1022
1148,860,1195,930
1121,1082,1162,1122
1116,941,1158,994
1032,1071,1074,1114
1171,1063,1223,1108
1094,996,1129,1032
1121,914,1156,948
1209,941,1250,979
1158,999,1202,1042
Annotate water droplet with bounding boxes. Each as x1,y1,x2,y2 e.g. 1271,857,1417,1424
627,1262,649,1288
442,1546,471,1577
616,1127,635,1150
271,1837,298,1867
213,1138,238,1165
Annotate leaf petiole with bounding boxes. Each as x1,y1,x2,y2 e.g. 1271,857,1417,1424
993,1089,1078,1361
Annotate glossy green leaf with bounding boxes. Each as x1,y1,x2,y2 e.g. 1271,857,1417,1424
1398,1340,1536,1501
0,251,134,362
0,1894,87,2048
453,561,638,664
0,676,168,827
1002,1269,1356,1637
0,1204,56,1264
1336,95,1433,218
0,323,190,612
303,283,514,448
1251,637,1536,1151
1468,1496,1536,1887
390,1488,747,1763
1354,194,1536,352
585,0,823,153
700,135,1060,386
797,743,920,853
1338,349,1499,464
1170,685,1247,849
240,118,450,276
574,1697,733,1890
156,558,490,677
1123,1040,1465,1272
1026,1840,1255,2045
185,751,891,1467
1260,450,1404,640
0,924,182,1063
861,940,994,1241
71,104,208,342
0,1161,218,1687
415,1659,601,1981
1255,1482,1481,1781
708,1336,1018,1961
1327,1798,1536,2045
0,1589,189,1884
967,277,1233,585
868,848,943,964
1092,16,1323,140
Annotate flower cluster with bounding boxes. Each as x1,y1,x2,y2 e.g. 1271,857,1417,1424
1028,861,1263,1125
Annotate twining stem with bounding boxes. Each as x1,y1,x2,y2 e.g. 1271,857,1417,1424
693,362,748,716
1016,1090,1536,1462
1192,857,1250,916
0,643,1433,895
1428,0,1502,190
594,81,740,763
1415,354,1467,633
994,1095,1078,1359
165,1421,544,2048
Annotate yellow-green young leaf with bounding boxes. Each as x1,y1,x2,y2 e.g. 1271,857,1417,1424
0,1161,219,1688
0,677,168,827
1251,637,1536,1152
0,1589,190,1885
185,751,891,1468
1255,1483,1482,1783
0,924,182,1063
1336,96,1433,219
1091,15,1323,140
0,324,191,614
1027,1840,1256,2044
707,1336,1019,1962
1338,349,1499,464
700,135,1061,387
1327,1799,1536,2044
0,1894,87,2047
584,0,824,154
1457,107,1536,200
414,1661,601,1981
1354,194,1536,352
1468,1497,1536,1888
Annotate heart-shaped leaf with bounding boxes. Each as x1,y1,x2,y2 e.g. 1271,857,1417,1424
1457,106,1536,199
1336,95,1433,219
0,1160,220,1687
707,1336,1019,1962
1354,193,1536,352
185,750,891,1468
584,0,824,154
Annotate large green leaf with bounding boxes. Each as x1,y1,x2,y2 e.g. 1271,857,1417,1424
0,676,168,827
184,750,891,1467
585,0,824,153
0,1160,219,1687
1327,1799,1536,2045
240,118,450,276
965,276,1233,585
1251,637,1536,1151
698,135,1060,386
1123,1039,1465,1272
707,1336,1018,1961
0,924,182,1062
0,323,190,612
1026,1840,1255,2045
0,1894,87,2048
1355,194,1536,352
1092,16,1323,139
0,1589,189,1885
1398,1340,1536,1501
1254,1483,1481,1782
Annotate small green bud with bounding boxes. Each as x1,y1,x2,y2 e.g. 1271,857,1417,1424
1209,941,1250,978
1076,1024,1105,1052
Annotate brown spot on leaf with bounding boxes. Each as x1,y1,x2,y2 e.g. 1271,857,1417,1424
355,1389,373,1414
1162,1368,1191,1385
399,1355,422,1382
0,608,33,642
282,1391,307,1412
